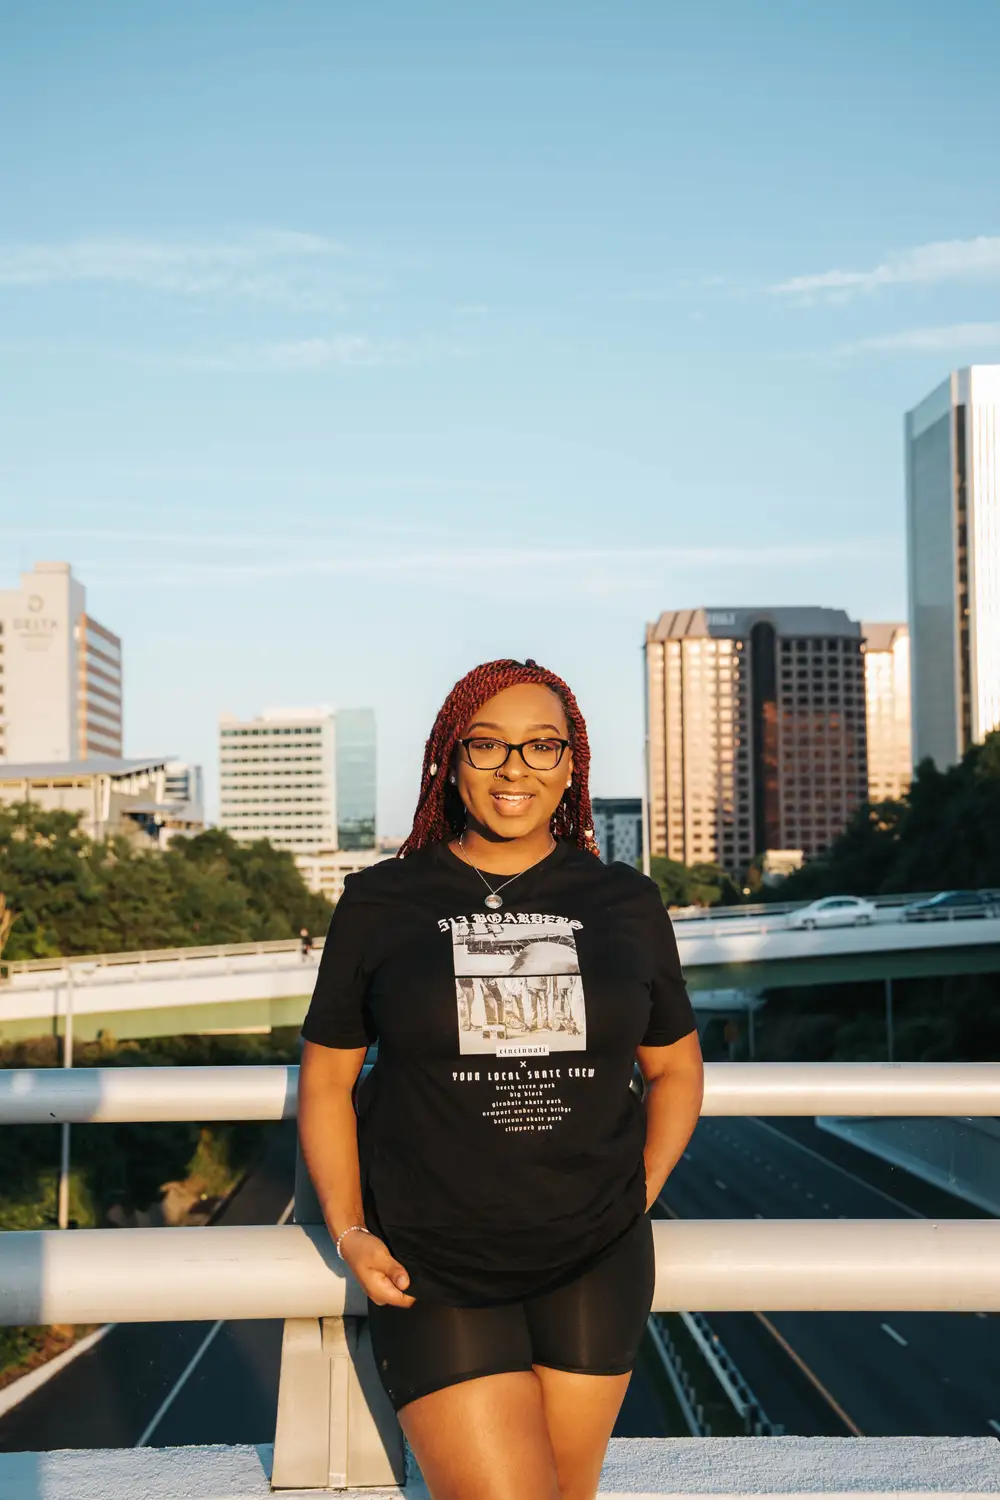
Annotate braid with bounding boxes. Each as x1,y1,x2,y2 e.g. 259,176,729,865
398,658,599,859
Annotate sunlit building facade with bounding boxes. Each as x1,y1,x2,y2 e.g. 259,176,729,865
0,561,122,763
906,366,1000,768
645,608,869,877
862,623,912,802
218,708,337,858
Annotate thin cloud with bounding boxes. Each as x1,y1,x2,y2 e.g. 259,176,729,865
0,230,346,301
180,335,411,373
79,540,877,589
774,235,1000,298
834,319,1000,356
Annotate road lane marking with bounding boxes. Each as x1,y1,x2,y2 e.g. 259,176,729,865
881,1323,908,1347
989,1419,1000,1435
135,1193,296,1448
683,1152,693,1161
136,1320,224,1448
753,1313,864,1436
748,1119,922,1218
714,1179,728,1191
658,1196,863,1436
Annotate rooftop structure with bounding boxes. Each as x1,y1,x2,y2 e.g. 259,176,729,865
0,755,195,844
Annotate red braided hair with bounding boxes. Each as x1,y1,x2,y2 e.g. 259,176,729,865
398,658,599,858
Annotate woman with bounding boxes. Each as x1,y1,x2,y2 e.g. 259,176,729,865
299,658,703,1500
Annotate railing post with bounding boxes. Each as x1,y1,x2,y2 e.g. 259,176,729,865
272,1138,405,1491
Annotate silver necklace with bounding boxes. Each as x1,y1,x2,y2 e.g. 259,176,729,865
454,835,556,910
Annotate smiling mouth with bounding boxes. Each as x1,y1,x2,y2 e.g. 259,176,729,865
490,792,535,810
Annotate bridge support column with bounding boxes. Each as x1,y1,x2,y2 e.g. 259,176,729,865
273,1122,405,1490
271,1315,405,1490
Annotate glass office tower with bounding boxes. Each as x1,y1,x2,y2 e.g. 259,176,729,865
335,708,377,849
905,366,1000,769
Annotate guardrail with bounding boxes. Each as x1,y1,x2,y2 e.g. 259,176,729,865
2,1061,998,1490
2,1060,999,1122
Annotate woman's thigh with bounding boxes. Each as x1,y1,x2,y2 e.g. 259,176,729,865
400,1370,561,1500
533,1365,631,1500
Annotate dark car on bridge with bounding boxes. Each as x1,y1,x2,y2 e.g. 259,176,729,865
901,890,1000,922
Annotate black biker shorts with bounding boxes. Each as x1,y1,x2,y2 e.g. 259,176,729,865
367,1215,654,1412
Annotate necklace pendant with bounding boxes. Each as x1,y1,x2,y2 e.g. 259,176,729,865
484,893,503,910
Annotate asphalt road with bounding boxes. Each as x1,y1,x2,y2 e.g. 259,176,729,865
662,1115,999,1439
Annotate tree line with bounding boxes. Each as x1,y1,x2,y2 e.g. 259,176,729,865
0,804,333,960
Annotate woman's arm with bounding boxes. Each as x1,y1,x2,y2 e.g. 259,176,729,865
298,1040,415,1307
636,1031,704,1211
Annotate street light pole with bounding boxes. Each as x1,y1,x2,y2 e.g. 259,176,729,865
57,964,74,1230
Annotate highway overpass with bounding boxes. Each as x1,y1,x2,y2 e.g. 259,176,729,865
1,895,998,1043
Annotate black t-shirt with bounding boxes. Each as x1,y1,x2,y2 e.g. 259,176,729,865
301,839,695,1306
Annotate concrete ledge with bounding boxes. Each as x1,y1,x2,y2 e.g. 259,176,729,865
1,1438,998,1499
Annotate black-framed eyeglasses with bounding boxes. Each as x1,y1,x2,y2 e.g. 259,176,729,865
458,737,571,772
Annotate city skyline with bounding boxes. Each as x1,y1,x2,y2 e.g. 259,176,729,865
4,4,1000,830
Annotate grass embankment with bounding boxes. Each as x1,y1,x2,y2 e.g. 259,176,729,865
0,1027,301,1389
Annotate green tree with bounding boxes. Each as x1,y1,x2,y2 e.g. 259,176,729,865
0,804,333,959
648,856,741,909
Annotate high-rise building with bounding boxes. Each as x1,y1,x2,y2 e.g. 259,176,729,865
0,561,122,762
862,623,912,802
906,366,1000,768
218,708,337,857
335,708,376,849
591,797,643,866
645,608,869,876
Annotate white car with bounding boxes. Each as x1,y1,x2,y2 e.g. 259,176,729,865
788,896,877,930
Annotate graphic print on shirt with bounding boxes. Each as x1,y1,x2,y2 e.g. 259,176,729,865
451,915,586,1055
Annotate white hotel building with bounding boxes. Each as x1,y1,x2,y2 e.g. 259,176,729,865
0,561,123,763
218,708,338,858
906,365,1000,768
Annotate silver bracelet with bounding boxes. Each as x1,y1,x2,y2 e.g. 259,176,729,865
335,1224,371,1260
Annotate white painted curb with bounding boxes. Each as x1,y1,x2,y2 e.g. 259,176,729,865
0,1323,115,1419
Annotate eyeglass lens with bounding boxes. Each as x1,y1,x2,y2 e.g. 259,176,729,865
465,738,564,771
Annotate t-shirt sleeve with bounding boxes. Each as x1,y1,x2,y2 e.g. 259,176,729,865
300,881,374,1049
639,884,697,1048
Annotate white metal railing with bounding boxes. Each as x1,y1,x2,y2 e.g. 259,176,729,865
1,1218,998,1325
2,935,302,976
2,1060,999,1123
2,1059,997,1492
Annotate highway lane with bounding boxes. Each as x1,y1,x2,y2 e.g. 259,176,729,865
664,1116,1000,1437
0,1123,296,1452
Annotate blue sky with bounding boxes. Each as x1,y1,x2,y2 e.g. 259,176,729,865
3,1,999,833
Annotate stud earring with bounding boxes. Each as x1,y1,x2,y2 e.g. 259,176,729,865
429,762,438,777
449,773,457,785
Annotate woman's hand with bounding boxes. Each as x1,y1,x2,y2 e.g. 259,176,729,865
340,1229,416,1308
